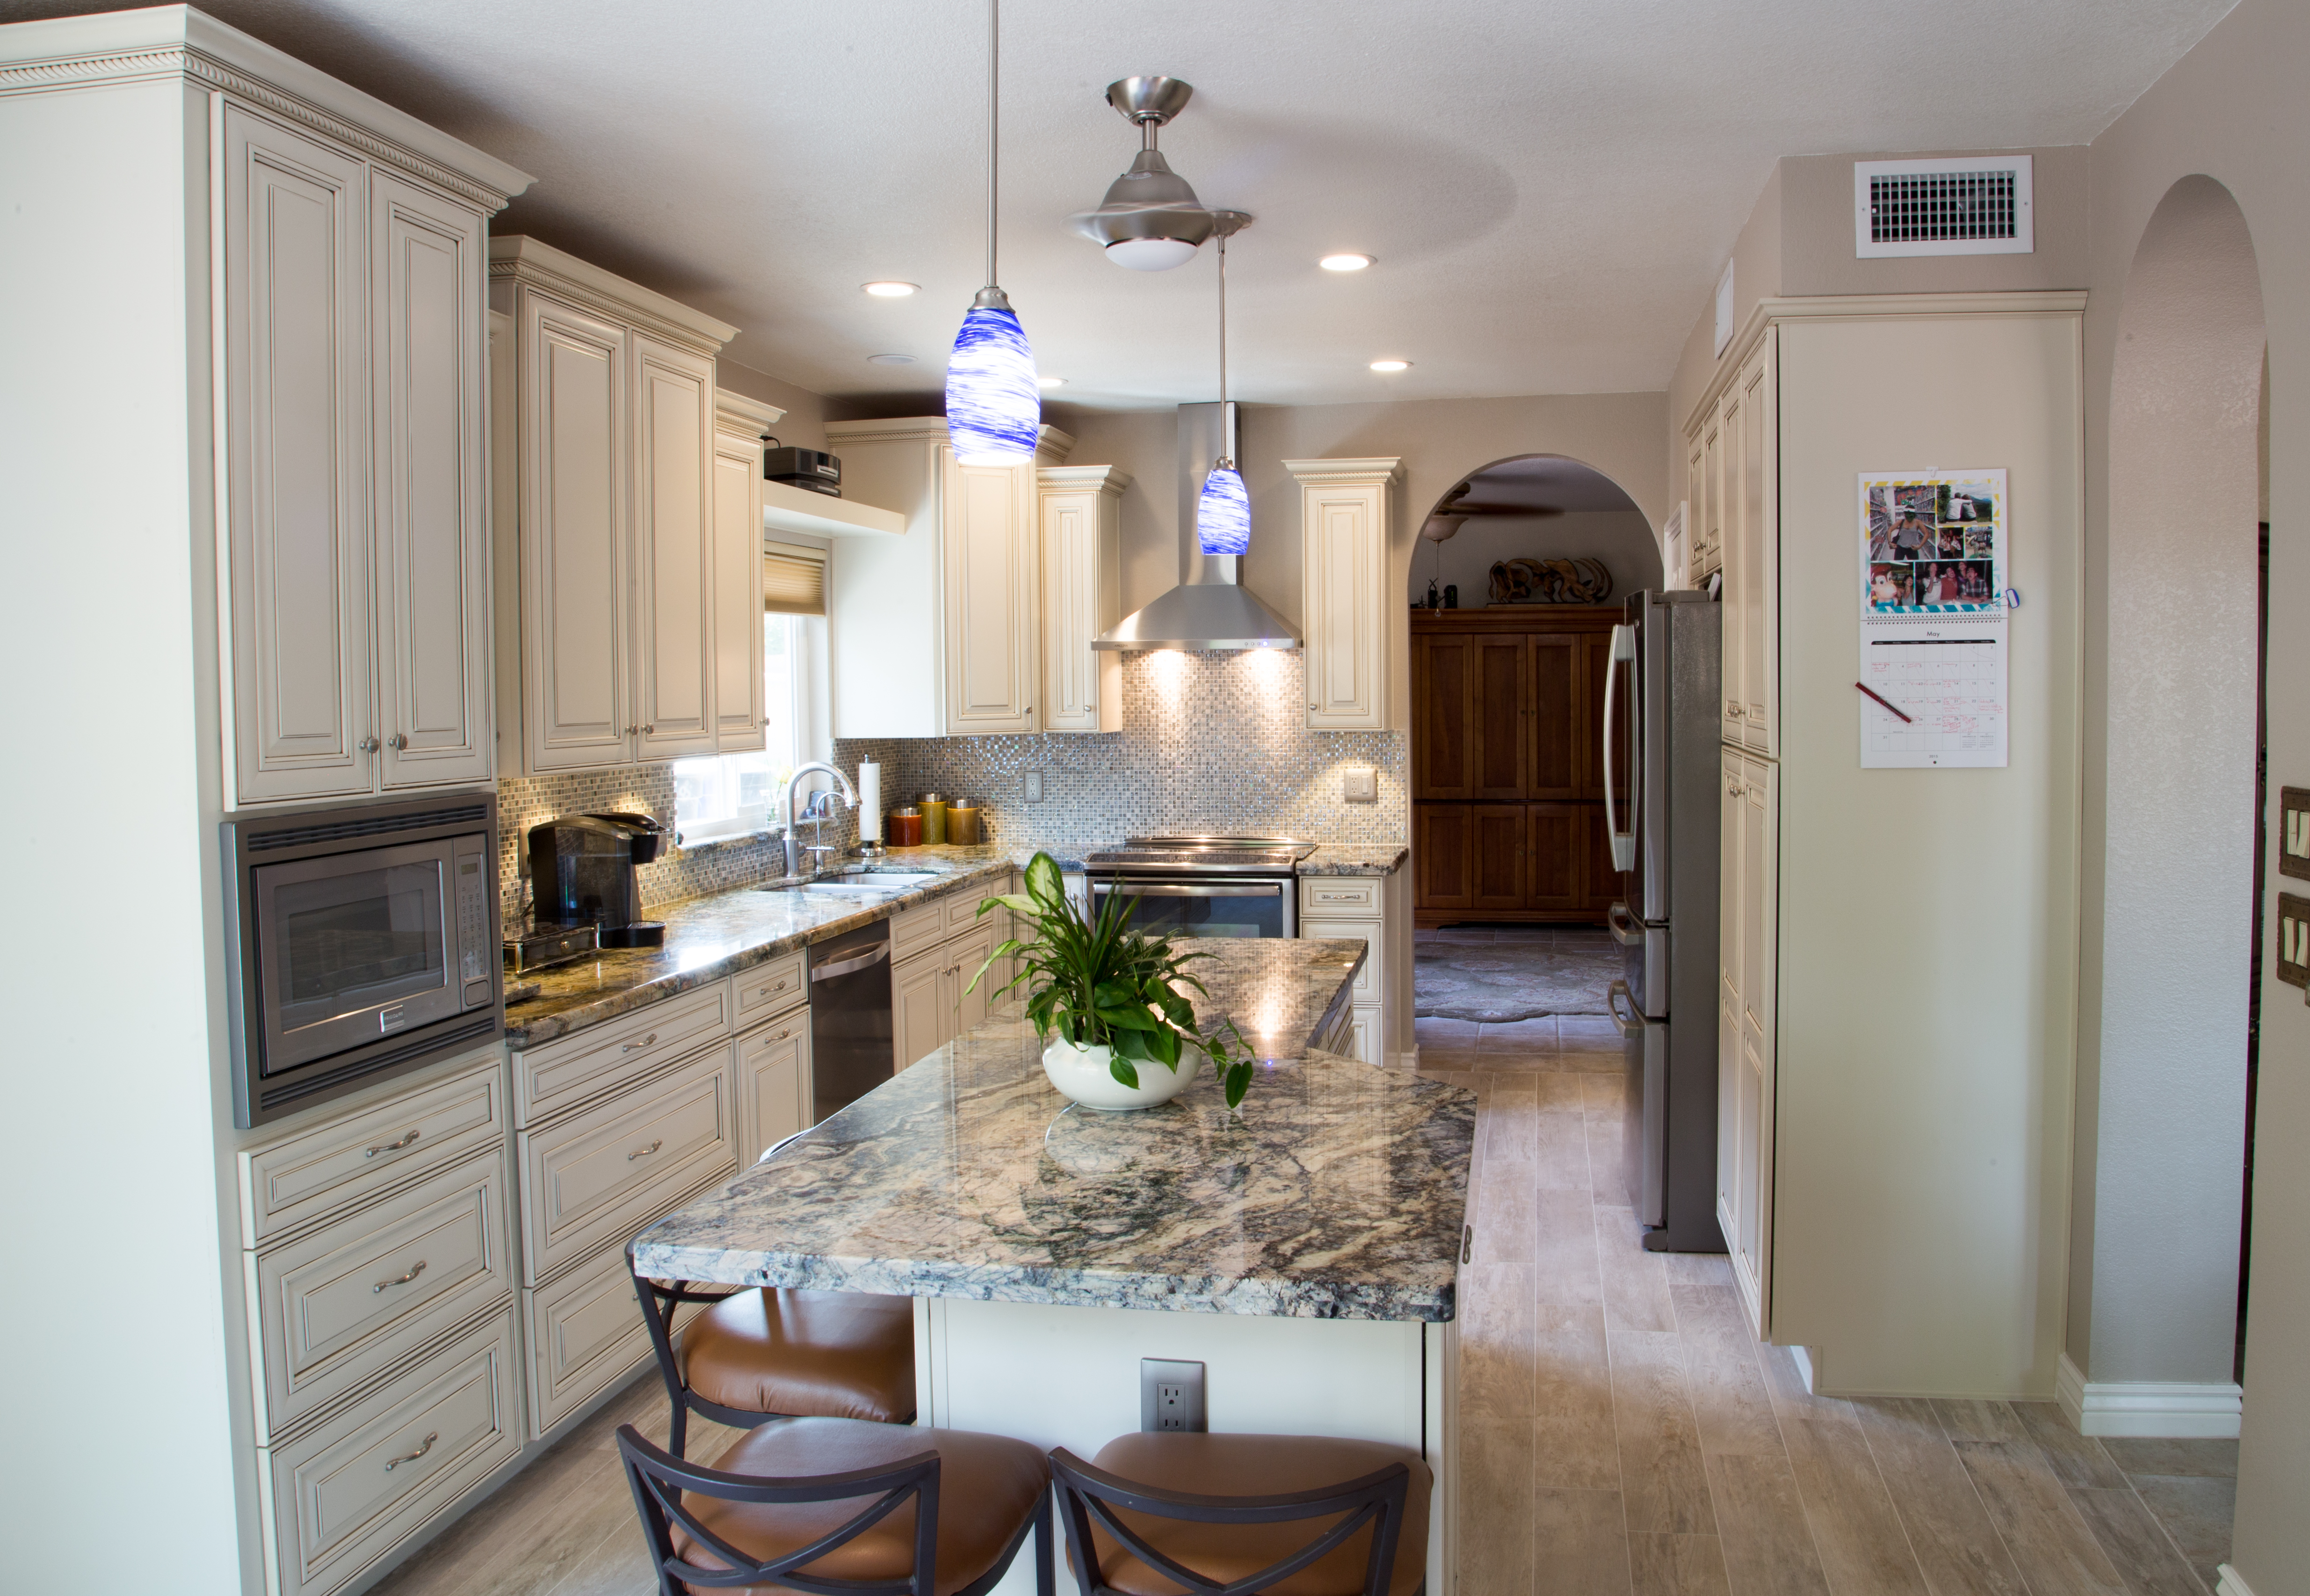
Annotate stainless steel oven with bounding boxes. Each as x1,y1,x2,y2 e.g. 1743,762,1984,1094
224,794,503,1127
1083,837,1316,939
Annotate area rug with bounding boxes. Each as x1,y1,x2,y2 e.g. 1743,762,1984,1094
1414,932,1621,1022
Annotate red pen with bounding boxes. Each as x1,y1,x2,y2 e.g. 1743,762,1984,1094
1855,681,1913,723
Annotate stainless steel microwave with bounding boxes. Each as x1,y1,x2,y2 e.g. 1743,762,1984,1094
224,794,503,1128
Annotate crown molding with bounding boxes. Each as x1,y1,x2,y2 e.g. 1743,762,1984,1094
0,7,532,212
1283,457,1405,488
826,418,1078,466
491,236,738,356
715,389,786,437
1039,464,1132,495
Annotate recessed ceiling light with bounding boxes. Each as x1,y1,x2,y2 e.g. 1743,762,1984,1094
867,353,916,365
1037,375,1067,389
862,281,919,297
1320,253,1374,272
1369,358,1411,372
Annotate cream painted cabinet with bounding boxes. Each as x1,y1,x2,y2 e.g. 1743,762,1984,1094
736,1009,810,1163
1708,331,1779,757
944,925,997,1039
1038,465,1130,733
1285,458,1402,731
892,948,947,1075
826,418,1073,739
711,393,776,751
490,236,756,776
1716,747,1775,1335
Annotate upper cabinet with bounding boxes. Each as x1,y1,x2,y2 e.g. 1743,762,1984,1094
1038,465,1130,734
825,418,1075,740
1285,457,1402,731
218,99,507,805
711,392,778,753
1689,326,1779,756
488,237,762,776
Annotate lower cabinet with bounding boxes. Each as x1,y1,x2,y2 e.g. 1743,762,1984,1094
891,881,1018,1075
1412,799,1621,924
735,1002,812,1164
522,1241,662,1438
892,946,947,1075
1298,874,1403,1066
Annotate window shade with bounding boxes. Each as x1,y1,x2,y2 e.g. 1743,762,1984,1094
764,544,826,616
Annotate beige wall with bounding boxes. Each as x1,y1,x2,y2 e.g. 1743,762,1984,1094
1410,509,1662,606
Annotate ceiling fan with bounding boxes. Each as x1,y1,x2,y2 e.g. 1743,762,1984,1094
1068,76,1229,270
1420,481,1564,541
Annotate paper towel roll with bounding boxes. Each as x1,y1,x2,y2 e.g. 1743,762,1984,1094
859,759,881,842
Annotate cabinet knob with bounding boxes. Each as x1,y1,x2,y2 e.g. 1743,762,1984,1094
387,733,407,751
357,736,381,753
641,724,655,735
623,725,639,737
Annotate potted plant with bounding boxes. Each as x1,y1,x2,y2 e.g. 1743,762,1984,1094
969,853,1255,1110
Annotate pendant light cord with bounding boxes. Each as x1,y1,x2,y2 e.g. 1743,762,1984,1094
1217,230,1232,463
985,0,999,290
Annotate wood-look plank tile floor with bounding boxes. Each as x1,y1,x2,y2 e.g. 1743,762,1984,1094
366,1020,2236,1596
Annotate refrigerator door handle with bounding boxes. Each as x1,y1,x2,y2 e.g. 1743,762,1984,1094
1608,979,1645,1037
1605,624,1637,871
1607,900,1643,946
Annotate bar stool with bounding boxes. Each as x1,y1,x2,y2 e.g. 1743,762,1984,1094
632,1271,916,1458
1050,1433,1430,1596
618,1418,1052,1596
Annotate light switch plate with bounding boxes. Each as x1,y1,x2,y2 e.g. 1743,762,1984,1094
1341,765,1377,803
2281,787,2310,879
2278,892,2310,988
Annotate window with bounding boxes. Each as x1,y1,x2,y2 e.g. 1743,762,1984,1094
672,543,830,844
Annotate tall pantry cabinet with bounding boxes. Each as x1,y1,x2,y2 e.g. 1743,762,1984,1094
1700,295,2083,1399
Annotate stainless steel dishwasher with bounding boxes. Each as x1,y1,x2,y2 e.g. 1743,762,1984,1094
808,919,893,1120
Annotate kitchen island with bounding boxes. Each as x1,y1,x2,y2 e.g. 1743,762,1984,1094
633,937,1472,1596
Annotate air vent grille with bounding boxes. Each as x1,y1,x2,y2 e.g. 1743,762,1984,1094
246,802,488,851
1854,156,2033,258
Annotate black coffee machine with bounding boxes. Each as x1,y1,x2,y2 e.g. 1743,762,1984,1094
527,813,668,947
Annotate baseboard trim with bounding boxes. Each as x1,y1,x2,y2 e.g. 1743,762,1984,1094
1790,1346,1818,1393
2057,1352,2242,1438
2214,1563,2255,1596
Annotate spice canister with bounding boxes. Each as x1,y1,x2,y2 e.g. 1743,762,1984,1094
947,801,983,845
887,806,924,847
919,792,949,844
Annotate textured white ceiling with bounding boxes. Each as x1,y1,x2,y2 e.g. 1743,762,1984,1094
14,0,2233,406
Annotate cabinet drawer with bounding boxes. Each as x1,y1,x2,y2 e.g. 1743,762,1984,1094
942,883,996,936
1299,878,1379,916
1299,916,1376,1001
732,950,807,1024
242,1056,504,1247
513,981,731,1126
517,1044,737,1285
250,1146,512,1442
524,1242,661,1439
260,1306,521,1596
891,899,945,962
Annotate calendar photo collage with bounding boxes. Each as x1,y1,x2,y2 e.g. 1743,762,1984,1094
1864,480,1999,613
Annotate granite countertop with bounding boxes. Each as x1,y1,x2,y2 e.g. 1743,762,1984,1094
503,846,1048,1048
1297,844,1409,876
630,939,1475,1322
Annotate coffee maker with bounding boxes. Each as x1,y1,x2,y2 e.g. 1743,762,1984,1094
527,813,668,947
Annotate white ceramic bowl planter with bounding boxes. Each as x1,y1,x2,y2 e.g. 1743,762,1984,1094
1041,1038,1202,1111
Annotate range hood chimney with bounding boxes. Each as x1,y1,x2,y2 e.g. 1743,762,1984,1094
1091,401,1300,651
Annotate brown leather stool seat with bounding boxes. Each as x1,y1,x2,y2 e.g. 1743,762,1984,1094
1057,1433,1431,1596
681,1287,916,1423
617,1417,1051,1596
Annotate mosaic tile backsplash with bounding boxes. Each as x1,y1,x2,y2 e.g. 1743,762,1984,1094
499,652,1405,921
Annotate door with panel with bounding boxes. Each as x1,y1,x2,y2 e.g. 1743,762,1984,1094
521,293,631,771
1412,635,1476,799
944,927,997,1040
1469,805,1527,913
944,452,1037,733
1526,804,1583,913
737,1016,811,1166
710,409,768,752
1415,805,1473,913
1718,380,1749,747
369,173,492,790
1737,334,1778,756
1470,635,1529,801
631,334,718,761
1731,753,1778,1333
1530,634,1582,800
891,950,948,1075
219,104,373,803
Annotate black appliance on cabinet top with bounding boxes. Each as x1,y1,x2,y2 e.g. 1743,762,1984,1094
1083,836,1316,939
764,444,841,496
223,793,502,1129
527,813,667,948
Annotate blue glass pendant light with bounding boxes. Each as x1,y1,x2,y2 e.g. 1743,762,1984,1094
946,0,1039,466
1195,218,1250,555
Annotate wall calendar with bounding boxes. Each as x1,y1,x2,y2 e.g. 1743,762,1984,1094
1856,468,2009,769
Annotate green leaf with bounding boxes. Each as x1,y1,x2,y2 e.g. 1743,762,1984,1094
1023,853,1065,912
1108,1056,1141,1089
986,894,1040,917
1224,1060,1253,1109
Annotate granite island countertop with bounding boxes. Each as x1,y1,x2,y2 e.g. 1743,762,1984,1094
630,938,1474,1322
1297,844,1408,876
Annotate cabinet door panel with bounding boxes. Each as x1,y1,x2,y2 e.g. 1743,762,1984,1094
1739,756,1774,1045
892,950,947,1074
1531,636,1580,799
1414,804,1472,912
1305,487,1384,727
737,1015,810,1166
944,453,1036,732
1520,804,1579,911
524,296,630,770
1039,488,1117,733
221,106,372,802
1413,636,1475,799
1470,804,1526,912
372,174,492,789
1471,636,1529,800
633,335,717,760
710,428,766,750
1719,383,1748,747
945,927,997,1040
1740,335,1777,755
1719,746,1744,1014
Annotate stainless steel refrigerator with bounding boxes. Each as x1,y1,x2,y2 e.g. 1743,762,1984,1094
1605,591,1725,1253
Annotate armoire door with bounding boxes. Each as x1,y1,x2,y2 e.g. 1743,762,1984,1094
219,104,373,803
1470,635,1530,800
521,293,630,771
1414,804,1472,911
1526,803,1583,911
1470,804,1526,912
632,334,718,761
370,172,492,791
943,451,1037,733
1530,634,1580,799
709,419,766,752
1412,635,1477,799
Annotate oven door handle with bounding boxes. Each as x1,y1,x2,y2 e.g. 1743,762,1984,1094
1092,882,1284,897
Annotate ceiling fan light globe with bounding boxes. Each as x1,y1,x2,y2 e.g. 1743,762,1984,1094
1106,236,1202,271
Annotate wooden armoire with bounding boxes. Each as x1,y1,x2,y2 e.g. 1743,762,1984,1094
1411,605,1626,925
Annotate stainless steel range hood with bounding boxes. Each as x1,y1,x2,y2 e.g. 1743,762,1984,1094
1092,401,1300,651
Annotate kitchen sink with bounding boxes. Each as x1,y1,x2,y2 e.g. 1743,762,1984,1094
760,872,943,896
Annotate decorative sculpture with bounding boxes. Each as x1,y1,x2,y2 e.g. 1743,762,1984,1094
1487,557,1614,606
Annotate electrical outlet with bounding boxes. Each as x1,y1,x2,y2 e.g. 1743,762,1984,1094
1341,765,1377,803
1023,770,1044,803
1139,1357,1206,1432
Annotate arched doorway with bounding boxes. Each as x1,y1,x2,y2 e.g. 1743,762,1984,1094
2076,175,2267,1415
1405,454,1663,609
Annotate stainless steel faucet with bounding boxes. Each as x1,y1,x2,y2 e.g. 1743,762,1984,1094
782,762,860,878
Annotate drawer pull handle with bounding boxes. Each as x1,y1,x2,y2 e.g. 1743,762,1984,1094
755,978,790,998
622,1032,660,1053
628,1140,663,1161
1461,1226,1473,1264
384,1432,438,1473
373,1260,428,1294
365,1129,421,1159
771,1029,792,1042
